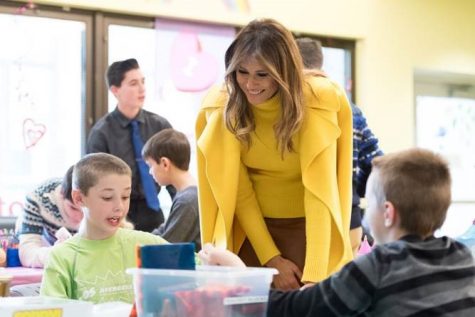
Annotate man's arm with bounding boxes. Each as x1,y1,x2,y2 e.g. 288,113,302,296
353,106,383,197
86,127,109,154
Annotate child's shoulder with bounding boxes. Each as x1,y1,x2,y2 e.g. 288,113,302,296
48,235,82,262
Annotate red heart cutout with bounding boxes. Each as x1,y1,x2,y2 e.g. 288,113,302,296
170,31,218,92
23,118,47,149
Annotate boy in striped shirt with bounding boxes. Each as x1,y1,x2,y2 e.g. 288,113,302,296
201,148,475,316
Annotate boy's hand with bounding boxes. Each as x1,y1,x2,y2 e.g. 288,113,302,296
265,255,302,290
198,243,246,267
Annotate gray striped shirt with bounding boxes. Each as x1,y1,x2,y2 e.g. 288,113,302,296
268,235,475,316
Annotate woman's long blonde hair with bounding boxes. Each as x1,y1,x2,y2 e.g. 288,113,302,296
224,18,305,156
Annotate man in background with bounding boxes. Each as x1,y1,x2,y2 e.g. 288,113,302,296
87,58,175,232
297,38,383,254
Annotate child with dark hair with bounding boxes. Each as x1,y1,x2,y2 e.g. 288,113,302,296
143,128,200,250
17,166,82,268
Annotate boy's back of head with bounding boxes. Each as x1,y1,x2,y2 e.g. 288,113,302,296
106,58,139,88
73,153,132,195
296,37,323,70
370,148,451,237
142,128,191,171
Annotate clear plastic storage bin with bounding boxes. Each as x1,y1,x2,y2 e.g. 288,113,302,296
127,266,277,317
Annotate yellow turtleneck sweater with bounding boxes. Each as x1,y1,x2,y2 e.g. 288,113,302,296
241,94,305,219
196,76,353,283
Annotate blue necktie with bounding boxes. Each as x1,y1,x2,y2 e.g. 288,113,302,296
130,120,160,211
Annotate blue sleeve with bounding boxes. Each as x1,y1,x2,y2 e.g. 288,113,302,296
352,104,383,197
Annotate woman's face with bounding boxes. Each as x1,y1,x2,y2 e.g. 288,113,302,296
236,56,279,106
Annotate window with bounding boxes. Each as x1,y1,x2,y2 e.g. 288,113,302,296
322,46,353,101
0,4,355,220
0,9,91,217
414,70,475,238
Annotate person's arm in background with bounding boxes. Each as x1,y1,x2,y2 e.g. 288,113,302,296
17,194,50,268
352,104,383,199
351,104,383,253
85,126,109,154
235,163,302,290
19,234,51,268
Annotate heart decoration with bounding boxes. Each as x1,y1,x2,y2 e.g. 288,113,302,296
170,31,218,92
23,118,47,149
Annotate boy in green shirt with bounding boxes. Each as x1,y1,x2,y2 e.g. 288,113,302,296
40,153,168,304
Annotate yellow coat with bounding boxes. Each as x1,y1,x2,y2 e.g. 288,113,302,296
195,76,353,282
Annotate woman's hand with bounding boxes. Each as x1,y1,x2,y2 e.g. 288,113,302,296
198,243,246,267
265,255,302,290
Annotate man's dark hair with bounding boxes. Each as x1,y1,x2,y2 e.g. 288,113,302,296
296,37,323,69
105,58,140,88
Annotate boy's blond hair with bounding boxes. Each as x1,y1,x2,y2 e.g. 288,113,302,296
370,148,451,237
72,153,132,195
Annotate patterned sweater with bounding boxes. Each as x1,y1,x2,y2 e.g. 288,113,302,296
17,179,79,267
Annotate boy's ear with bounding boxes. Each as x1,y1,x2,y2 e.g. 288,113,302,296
71,189,84,206
383,201,397,228
161,157,172,170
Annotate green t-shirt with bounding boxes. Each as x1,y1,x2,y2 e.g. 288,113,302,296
40,228,168,304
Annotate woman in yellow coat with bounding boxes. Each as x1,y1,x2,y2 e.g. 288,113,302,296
196,18,353,290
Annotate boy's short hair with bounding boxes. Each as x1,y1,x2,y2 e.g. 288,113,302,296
296,37,323,70
142,128,190,171
105,58,139,88
370,148,451,237
73,153,132,195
